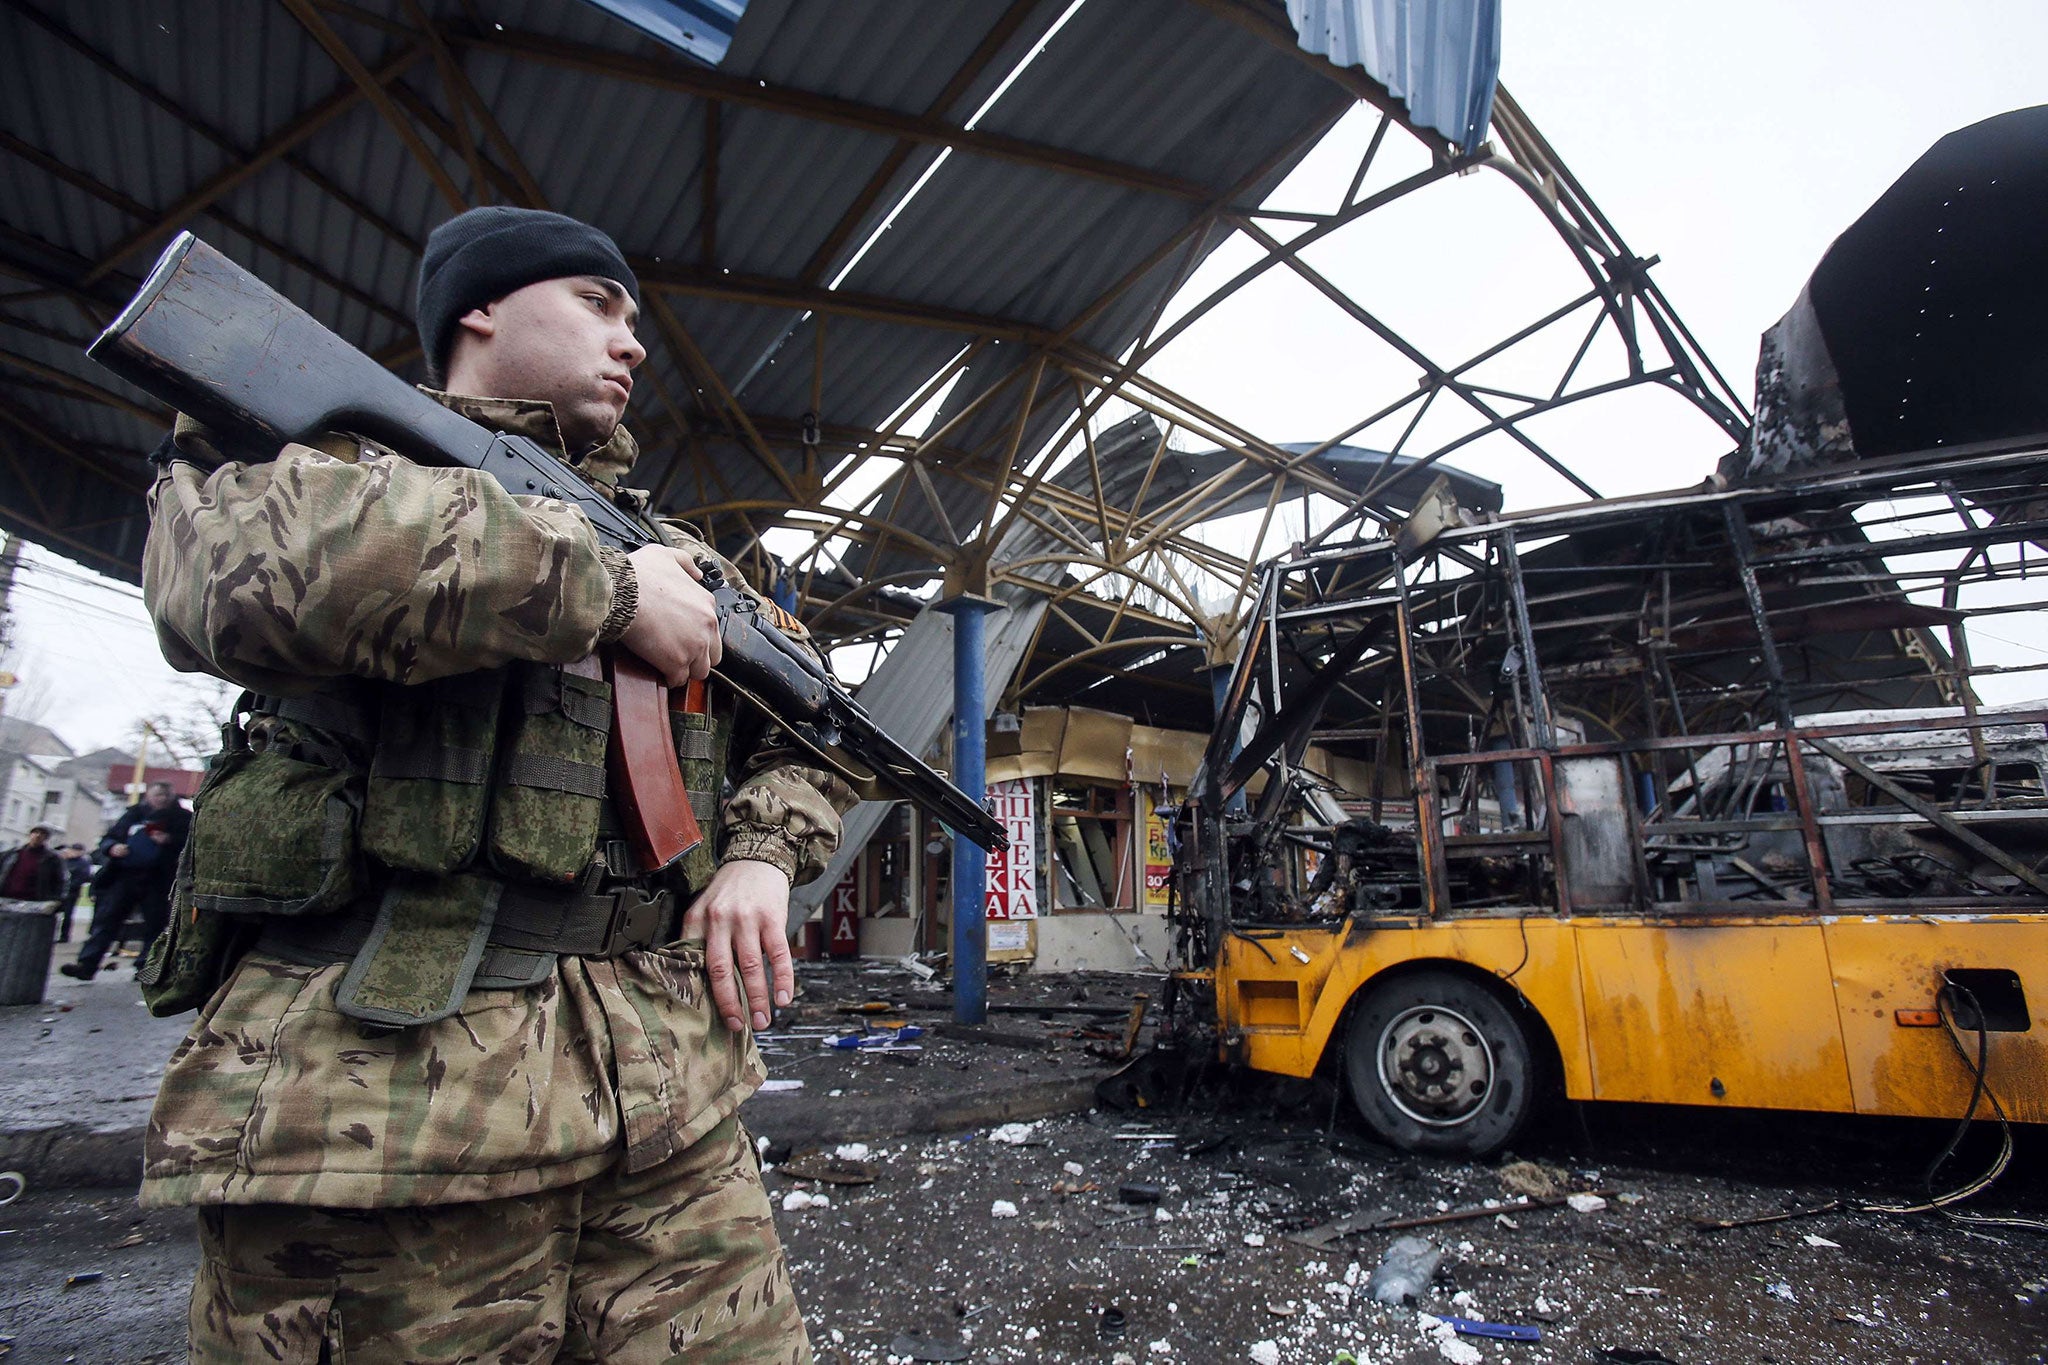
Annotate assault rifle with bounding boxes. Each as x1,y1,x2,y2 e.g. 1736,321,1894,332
87,233,1006,865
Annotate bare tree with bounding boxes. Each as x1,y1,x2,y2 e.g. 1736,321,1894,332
136,676,240,768
0,647,60,735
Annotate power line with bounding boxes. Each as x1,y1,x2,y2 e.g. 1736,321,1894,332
5,581,158,632
17,558,147,601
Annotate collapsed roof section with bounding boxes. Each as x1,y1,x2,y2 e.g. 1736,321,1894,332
1731,104,2048,483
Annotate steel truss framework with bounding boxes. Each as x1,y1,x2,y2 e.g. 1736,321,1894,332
1183,436,2048,961
0,0,1747,715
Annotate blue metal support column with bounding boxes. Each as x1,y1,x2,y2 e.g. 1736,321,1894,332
939,595,1000,1024
1208,664,1248,816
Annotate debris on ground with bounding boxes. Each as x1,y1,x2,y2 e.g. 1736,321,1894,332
888,1331,969,1362
1438,1314,1542,1342
13,968,2045,1363
1366,1235,1441,1305
755,1070,2047,1364
1496,1159,1567,1200
778,1153,877,1186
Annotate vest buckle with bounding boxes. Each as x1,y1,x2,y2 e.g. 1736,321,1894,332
597,887,671,955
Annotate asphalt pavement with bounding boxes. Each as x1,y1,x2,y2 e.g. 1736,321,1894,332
0,957,1139,1363
0,940,191,1190
0,956,2042,1364
0,951,1134,1190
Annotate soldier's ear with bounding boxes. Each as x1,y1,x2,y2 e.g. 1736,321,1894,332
456,302,498,342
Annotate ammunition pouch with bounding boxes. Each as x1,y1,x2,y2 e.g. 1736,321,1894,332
187,702,367,919
360,670,503,873
486,662,612,885
334,872,504,1026
136,699,362,1016
670,692,732,895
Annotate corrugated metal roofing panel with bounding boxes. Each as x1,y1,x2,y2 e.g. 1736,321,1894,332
1285,0,1500,153
0,0,1407,597
578,0,749,68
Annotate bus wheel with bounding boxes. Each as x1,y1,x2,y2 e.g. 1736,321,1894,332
1344,971,1535,1156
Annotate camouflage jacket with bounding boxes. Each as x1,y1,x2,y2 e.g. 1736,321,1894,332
138,392,853,1208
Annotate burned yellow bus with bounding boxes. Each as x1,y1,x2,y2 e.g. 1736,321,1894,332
1168,441,2048,1155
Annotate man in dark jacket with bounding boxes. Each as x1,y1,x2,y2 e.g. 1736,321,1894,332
55,842,93,942
60,782,190,978
0,824,67,902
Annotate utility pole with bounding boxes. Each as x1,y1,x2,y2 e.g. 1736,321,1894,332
0,533,19,638
0,533,21,727
129,721,158,802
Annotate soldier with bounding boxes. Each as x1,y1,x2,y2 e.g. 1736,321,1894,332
138,206,849,1362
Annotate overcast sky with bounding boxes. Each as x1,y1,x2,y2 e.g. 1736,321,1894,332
11,0,2044,754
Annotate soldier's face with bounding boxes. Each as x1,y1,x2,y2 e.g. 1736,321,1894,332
454,276,645,453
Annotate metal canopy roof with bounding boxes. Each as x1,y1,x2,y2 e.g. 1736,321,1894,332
0,0,1748,713
0,0,1333,572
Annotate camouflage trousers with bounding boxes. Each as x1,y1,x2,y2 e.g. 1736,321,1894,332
188,1115,811,1364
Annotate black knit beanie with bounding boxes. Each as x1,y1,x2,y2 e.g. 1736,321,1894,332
415,207,640,377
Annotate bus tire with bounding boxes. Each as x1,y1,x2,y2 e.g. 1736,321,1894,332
1344,970,1535,1156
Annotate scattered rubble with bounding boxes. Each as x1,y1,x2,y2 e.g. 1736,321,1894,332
1366,1236,1441,1305
763,1081,2048,1364
4,969,2044,1362
1495,1160,1565,1200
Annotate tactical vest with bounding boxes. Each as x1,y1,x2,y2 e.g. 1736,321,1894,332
138,661,735,1026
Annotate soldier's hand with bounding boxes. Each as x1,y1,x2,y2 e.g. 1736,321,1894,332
621,546,723,685
682,858,795,1033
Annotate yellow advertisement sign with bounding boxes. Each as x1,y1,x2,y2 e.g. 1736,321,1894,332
1144,800,1172,909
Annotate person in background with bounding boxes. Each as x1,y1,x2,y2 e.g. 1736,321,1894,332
55,842,94,943
60,782,190,979
0,824,67,904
